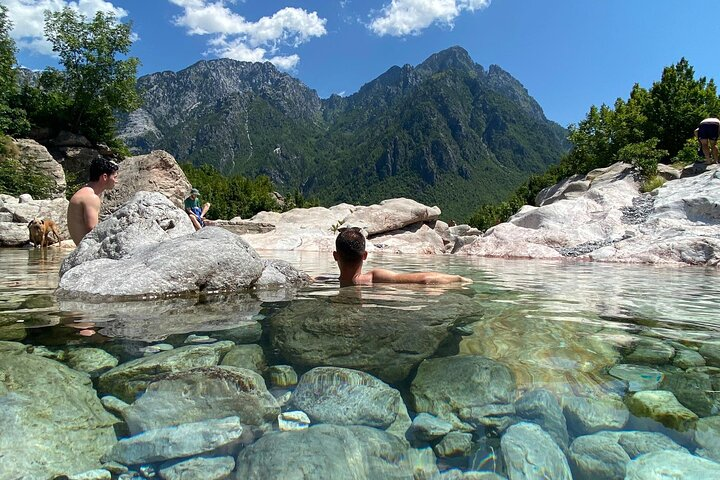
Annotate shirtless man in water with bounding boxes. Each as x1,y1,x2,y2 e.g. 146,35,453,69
67,157,119,244
334,227,472,287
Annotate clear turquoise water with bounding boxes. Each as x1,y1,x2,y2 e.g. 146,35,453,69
2,247,719,474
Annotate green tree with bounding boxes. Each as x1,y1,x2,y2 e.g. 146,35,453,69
40,7,140,144
0,5,28,135
645,58,720,157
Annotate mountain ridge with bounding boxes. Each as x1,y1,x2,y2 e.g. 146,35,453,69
118,46,569,220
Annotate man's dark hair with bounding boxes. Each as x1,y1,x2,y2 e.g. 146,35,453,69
335,227,365,262
88,158,119,182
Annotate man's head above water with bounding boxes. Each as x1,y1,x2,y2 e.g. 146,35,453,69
332,227,472,287
334,227,367,264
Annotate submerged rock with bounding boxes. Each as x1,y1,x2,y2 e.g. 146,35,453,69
0,344,118,479
695,416,720,462
97,341,234,402
108,416,244,465
269,292,483,383
410,355,516,429
514,388,569,450
562,395,629,435
290,367,411,438
624,450,720,479
626,390,698,431
233,424,437,480
501,422,572,480
410,413,454,442
608,364,664,392
158,455,235,480
122,366,280,434
568,430,687,480
433,432,473,458
65,347,119,376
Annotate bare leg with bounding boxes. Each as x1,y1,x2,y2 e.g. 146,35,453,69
188,214,202,231
711,140,719,163
201,202,211,217
701,139,712,162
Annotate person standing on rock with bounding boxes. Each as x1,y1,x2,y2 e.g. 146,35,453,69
334,227,472,287
185,188,212,230
66,157,119,245
698,117,720,164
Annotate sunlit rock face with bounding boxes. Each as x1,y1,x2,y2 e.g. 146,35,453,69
461,162,720,266
58,192,311,299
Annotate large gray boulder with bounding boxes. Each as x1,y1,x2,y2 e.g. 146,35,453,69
410,355,516,429
369,221,446,254
58,192,310,298
343,198,441,235
15,138,67,198
122,366,280,434
290,367,411,438
100,150,191,216
269,292,483,383
460,163,720,266
0,342,118,479
234,424,437,480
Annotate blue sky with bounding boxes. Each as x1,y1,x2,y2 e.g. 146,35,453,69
6,0,720,127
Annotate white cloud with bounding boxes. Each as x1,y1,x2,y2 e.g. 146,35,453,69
5,0,129,56
369,0,491,37
169,1,326,71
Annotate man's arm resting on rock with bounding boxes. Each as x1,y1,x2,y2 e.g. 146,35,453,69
369,268,472,284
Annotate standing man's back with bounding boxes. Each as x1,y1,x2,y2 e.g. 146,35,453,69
67,157,119,244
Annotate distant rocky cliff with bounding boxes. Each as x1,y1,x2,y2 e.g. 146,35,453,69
118,46,569,220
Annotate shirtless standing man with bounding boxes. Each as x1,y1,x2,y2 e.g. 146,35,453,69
66,157,119,244
333,227,472,287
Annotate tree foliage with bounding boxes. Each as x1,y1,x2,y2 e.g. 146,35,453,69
181,163,282,220
0,5,29,136
17,8,141,145
468,58,720,230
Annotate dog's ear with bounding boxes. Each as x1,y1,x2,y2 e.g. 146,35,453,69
39,219,45,225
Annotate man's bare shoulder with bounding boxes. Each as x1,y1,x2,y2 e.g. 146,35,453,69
69,186,100,205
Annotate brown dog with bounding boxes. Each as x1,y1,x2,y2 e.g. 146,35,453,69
28,218,62,248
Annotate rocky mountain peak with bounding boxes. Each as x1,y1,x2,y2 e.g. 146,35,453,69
416,45,476,76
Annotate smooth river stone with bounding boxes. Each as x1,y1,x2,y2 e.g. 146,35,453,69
568,430,687,480
233,424,438,480
410,413,454,441
627,390,698,431
66,348,119,376
514,388,569,449
433,432,473,458
268,365,298,387
608,364,664,392
562,395,629,435
122,366,280,434
410,355,516,429
220,344,266,373
625,338,675,365
109,416,244,465
673,348,706,369
660,370,718,417
699,343,720,367
97,341,235,402
158,455,236,480
501,422,572,480
625,450,720,479
695,416,720,462
290,367,411,438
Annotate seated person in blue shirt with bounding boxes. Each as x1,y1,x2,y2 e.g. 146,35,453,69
184,188,211,230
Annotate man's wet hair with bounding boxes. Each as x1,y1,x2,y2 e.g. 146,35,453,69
88,158,119,182
335,227,365,262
